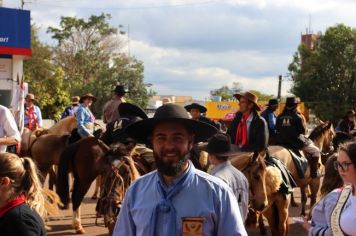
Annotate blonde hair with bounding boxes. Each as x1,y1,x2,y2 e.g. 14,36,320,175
0,153,46,218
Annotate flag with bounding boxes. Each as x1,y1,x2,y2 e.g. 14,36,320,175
10,74,25,133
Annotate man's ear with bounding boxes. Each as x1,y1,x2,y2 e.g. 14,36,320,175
188,135,194,150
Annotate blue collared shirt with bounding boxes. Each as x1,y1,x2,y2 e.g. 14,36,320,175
113,161,247,236
76,104,94,137
209,161,249,221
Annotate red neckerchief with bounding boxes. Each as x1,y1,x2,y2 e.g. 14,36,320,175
0,193,26,217
26,106,38,131
235,114,249,146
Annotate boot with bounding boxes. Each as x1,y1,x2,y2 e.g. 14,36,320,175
309,156,320,178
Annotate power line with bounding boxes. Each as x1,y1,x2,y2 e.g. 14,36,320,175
27,0,219,10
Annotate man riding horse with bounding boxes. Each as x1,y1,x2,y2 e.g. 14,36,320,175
227,91,268,153
275,96,321,178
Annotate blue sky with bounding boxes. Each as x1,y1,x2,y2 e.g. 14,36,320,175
3,0,356,100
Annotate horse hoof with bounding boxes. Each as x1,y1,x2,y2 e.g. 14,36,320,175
75,226,85,234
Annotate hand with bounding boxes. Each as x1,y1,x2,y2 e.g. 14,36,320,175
302,216,311,231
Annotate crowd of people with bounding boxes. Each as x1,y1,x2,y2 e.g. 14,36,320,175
0,86,355,235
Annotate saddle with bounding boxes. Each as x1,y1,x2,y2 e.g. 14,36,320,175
285,146,309,179
265,153,297,196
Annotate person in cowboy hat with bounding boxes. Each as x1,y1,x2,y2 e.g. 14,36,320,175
260,98,279,144
336,110,355,137
76,93,97,138
24,93,43,131
227,91,268,153
60,96,80,119
184,102,221,131
203,133,249,221
103,83,128,125
102,102,148,146
275,96,321,178
113,103,247,236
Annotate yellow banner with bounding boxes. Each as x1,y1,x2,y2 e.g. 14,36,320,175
205,101,306,120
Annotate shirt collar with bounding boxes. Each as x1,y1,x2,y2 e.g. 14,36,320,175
210,160,231,175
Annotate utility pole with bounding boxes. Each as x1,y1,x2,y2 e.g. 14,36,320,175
277,75,282,99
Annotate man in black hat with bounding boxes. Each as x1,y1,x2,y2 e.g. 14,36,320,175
261,98,279,144
227,91,268,153
204,133,249,221
101,102,148,146
184,103,220,130
113,104,247,236
275,97,321,178
103,83,128,125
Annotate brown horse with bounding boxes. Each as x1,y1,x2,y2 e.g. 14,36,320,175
268,121,335,216
230,152,289,236
56,137,140,234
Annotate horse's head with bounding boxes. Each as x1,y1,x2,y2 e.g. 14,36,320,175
231,152,268,212
309,121,335,155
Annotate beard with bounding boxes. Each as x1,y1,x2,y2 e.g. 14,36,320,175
154,149,190,176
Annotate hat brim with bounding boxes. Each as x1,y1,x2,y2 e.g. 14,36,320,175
201,143,241,157
119,103,148,120
184,104,207,113
125,117,217,144
234,93,261,111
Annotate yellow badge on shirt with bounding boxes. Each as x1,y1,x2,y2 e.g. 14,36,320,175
182,217,204,236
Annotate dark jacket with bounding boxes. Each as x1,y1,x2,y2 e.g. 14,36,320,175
275,109,309,149
336,118,355,134
0,203,46,236
227,111,268,152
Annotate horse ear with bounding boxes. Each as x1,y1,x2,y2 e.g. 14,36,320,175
319,119,324,124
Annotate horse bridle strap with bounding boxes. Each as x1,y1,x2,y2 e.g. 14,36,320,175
330,185,352,236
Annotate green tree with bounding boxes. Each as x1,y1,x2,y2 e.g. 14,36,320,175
289,24,356,122
24,25,70,120
210,82,242,100
48,14,154,117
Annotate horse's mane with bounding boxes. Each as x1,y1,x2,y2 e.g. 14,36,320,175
308,121,332,141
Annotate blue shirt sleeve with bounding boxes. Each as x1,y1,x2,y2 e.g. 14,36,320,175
216,187,248,236
35,106,43,127
267,112,276,132
76,107,91,137
113,189,136,236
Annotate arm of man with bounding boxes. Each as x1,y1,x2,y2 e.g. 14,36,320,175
113,189,136,236
35,106,43,127
0,108,21,146
216,187,247,236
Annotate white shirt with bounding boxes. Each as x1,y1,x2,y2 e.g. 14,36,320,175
245,113,254,144
0,105,21,152
340,194,356,236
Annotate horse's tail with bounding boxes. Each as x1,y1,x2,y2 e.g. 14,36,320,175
56,143,78,208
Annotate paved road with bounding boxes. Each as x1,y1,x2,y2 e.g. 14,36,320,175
46,181,308,236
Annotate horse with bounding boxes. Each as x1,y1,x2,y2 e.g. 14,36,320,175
56,137,141,234
268,121,335,216
229,152,289,236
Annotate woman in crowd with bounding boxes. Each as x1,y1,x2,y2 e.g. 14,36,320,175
0,153,46,235
304,141,356,236
76,93,97,138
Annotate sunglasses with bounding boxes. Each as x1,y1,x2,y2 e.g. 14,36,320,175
334,161,354,172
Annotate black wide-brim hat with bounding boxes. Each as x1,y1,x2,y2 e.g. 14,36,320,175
202,133,240,157
125,103,218,144
234,91,261,111
79,93,97,103
285,96,300,106
118,103,148,120
184,103,207,113
114,85,128,95
266,98,279,107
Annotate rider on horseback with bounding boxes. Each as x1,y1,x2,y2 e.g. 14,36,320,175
184,103,221,131
76,93,97,138
275,97,321,178
227,91,268,153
